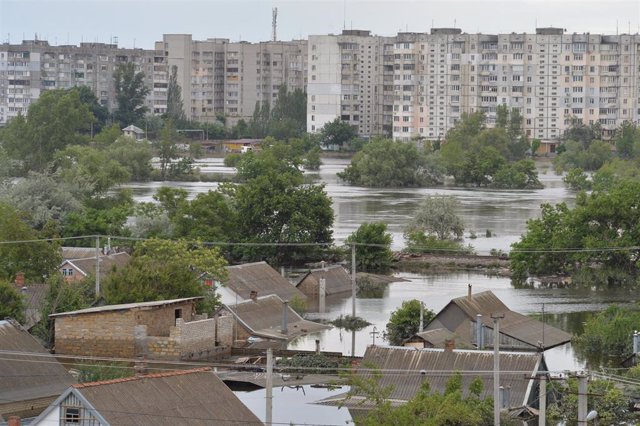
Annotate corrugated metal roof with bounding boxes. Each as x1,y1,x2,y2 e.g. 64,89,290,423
61,246,98,260
446,291,571,349
75,368,261,425
226,261,307,301
297,265,352,295
0,320,76,407
221,294,330,340
50,297,202,317
324,345,542,409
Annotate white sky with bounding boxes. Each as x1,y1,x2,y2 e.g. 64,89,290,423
1,0,639,49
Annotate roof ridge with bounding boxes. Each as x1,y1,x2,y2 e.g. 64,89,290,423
73,367,211,388
452,289,495,300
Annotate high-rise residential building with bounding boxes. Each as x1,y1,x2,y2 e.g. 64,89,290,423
307,30,393,137
307,28,640,150
0,39,167,126
158,34,307,125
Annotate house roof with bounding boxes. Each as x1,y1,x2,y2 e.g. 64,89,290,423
356,272,408,285
442,290,572,350
318,345,543,410
36,368,261,426
219,294,330,340
60,252,131,280
50,297,202,318
226,261,307,302
296,265,352,295
61,246,99,261
19,283,49,329
122,124,144,134
410,328,472,349
0,319,76,407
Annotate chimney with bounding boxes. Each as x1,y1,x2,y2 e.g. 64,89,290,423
281,300,289,335
444,339,455,352
14,272,25,287
467,283,472,300
249,290,258,302
8,416,21,426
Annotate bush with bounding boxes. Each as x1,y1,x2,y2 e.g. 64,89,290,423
357,276,388,298
405,232,474,255
345,222,393,272
223,153,242,168
330,315,372,331
386,299,434,345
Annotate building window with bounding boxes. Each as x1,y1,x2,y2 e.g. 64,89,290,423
63,407,80,423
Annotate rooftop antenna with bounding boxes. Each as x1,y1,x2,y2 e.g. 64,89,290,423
272,7,277,42
454,19,456,29
343,0,346,30
616,20,619,36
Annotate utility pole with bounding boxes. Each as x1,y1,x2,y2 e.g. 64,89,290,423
577,373,587,426
492,313,505,426
266,348,273,425
539,374,546,426
370,326,379,346
419,301,424,331
95,236,101,297
351,243,356,356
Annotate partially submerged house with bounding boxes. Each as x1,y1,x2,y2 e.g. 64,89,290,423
59,252,131,283
51,297,231,360
318,345,546,415
404,328,473,350
295,265,352,298
31,368,262,426
424,288,572,351
218,261,307,305
215,294,330,346
0,319,76,419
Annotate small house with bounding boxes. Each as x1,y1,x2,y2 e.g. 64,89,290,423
122,124,145,140
31,368,261,426
0,319,76,419
51,297,230,360
223,138,262,153
295,265,352,298
424,287,572,351
59,252,131,283
218,261,307,305
215,294,330,346
318,345,547,416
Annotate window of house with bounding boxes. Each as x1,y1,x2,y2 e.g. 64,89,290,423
63,407,80,423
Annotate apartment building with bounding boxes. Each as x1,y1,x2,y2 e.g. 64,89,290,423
0,39,167,125
307,30,393,137
307,28,640,148
158,34,307,125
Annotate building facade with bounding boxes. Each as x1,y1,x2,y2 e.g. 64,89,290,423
0,39,167,125
158,34,307,125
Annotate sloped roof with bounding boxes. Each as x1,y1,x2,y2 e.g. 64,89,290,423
61,252,131,281
0,319,76,409
356,272,408,285
319,345,543,410
50,297,202,317
443,290,571,350
122,124,144,134
61,246,98,261
20,283,49,329
220,294,330,340
38,368,261,426
226,261,307,301
296,265,352,295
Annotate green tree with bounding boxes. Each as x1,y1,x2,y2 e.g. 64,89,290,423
337,138,444,187
269,85,307,138
62,191,134,240
319,118,358,150
0,203,61,282
153,187,189,219
406,195,464,241
93,124,123,148
345,222,393,272
563,168,592,191
0,280,25,323
249,100,271,138
615,121,639,160
102,239,227,313
172,191,237,243
106,137,153,181
530,138,542,156
0,89,93,173
113,62,150,126
491,159,543,189
73,85,109,133
155,120,180,179
55,145,131,194
166,65,186,122
385,299,434,345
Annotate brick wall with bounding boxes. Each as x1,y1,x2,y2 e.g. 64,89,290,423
54,310,137,358
216,314,234,348
136,302,195,337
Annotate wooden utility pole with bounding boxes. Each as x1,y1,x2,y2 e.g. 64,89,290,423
577,373,587,425
95,236,101,297
351,243,356,356
492,313,505,426
266,348,273,425
539,374,546,426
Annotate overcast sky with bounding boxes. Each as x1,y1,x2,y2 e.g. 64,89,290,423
1,0,639,49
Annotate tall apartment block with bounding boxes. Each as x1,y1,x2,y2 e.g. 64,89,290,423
307,30,394,137
158,34,307,125
308,28,640,149
0,39,167,126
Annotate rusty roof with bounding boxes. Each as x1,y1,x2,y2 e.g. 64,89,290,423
0,319,76,409
443,290,571,349
226,261,307,301
296,265,352,295
319,345,543,410
220,294,330,340
50,297,202,317
70,368,261,425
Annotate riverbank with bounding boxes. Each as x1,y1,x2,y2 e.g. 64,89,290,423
393,252,511,277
